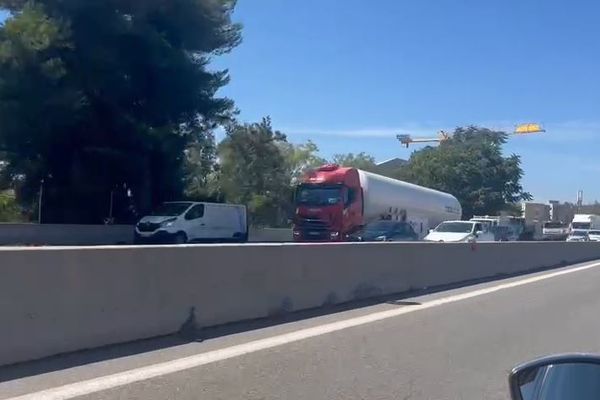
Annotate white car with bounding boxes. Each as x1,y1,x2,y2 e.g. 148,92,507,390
135,201,248,244
566,230,590,242
588,230,600,242
424,221,495,243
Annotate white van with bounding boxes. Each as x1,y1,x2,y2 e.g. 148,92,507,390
135,201,248,244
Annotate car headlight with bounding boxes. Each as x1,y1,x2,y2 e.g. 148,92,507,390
160,218,177,227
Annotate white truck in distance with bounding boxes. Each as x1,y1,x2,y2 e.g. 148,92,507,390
570,214,600,231
424,220,495,243
542,221,570,241
470,215,518,241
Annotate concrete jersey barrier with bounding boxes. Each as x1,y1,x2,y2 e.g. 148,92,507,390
1,241,600,366
0,224,292,246
0,224,134,246
248,228,292,242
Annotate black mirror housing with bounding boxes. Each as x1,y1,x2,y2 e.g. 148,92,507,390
510,353,600,400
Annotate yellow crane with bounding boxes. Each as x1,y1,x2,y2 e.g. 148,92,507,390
397,123,545,148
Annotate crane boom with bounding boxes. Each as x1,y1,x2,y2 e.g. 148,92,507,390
397,124,544,148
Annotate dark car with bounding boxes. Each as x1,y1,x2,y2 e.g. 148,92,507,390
351,221,419,242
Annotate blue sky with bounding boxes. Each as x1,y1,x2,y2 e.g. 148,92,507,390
213,0,600,202
2,3,600,201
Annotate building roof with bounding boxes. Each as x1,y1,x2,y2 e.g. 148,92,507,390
376,158,407,173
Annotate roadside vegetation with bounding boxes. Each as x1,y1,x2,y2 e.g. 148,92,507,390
0,1,528,225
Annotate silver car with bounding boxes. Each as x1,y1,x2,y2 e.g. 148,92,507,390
587,230,600,242
566,230,590,242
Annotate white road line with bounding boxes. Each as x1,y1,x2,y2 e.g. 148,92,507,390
8,261,600,400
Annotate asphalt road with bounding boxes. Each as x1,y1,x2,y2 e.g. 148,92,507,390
3,260,600,400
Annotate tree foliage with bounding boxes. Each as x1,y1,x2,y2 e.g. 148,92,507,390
395,126,532,218
217,118,291,227
0,0,241,223
0,189,25,222
279,140,326,184
182,132,222,202
331,152,378,172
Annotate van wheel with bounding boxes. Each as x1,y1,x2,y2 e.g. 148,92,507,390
233,232,248,243
174,233,187,244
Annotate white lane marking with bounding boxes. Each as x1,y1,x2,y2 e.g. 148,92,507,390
8,261,600,400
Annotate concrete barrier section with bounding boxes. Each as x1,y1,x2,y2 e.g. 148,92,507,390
0,224,134,246
248,228,292,242
0,224,291,246
1,242,599,366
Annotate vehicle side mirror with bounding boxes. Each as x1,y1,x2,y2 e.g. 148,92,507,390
345,189,355,208
509,354,600,400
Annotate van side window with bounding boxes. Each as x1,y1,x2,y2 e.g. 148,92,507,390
185,204,205,220
475,223,483,232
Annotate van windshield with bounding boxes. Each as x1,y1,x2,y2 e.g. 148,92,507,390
435,222,474,233
150,202,193,216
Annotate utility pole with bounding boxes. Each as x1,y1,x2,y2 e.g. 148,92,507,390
38,179,44,224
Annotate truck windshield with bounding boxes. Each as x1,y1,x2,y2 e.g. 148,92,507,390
150,202,193,216
435,222,474,233
571,230,588,237
572,222,591,230
296,186,342,206
544,222,566,229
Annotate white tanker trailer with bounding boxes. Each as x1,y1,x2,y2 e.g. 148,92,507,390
293,165,462,241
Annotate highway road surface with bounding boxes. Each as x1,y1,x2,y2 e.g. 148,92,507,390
3,260,600,400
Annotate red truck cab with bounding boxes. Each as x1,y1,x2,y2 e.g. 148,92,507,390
293,165,363,242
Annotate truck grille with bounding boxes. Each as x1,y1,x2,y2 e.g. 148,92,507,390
137,222,161,232
296,217,329,229
295,218,331,240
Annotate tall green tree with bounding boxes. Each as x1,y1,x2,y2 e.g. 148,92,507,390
279,140,326,184
0,0,241,223
183,133,222,202
0,189,25,222
395,126,531,218
332,152,378,172
218,118,291,227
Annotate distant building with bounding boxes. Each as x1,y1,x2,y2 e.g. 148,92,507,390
577,203,600,216
521,202,551,224
549,202,575,223
376,158,407,175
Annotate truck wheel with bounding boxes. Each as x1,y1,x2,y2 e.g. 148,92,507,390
174,233,187,245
